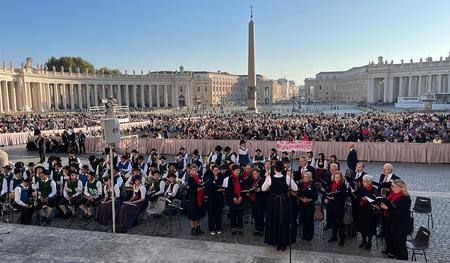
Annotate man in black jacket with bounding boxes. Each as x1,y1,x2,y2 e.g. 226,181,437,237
35,135,47,163
346,143,358,172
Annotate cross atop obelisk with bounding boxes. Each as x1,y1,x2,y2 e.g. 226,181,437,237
247,5,257,112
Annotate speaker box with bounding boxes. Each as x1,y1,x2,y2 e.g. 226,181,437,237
101,118,121,144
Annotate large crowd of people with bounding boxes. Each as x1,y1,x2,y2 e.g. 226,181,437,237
4,111,448,144
1,142,414,260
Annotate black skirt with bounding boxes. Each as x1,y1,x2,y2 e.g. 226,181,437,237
188,194,205,221
264,193,291,248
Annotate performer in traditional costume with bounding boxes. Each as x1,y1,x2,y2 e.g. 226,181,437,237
262,161,298,251
118,176,146,230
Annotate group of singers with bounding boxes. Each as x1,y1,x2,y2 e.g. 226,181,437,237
0,141,412,260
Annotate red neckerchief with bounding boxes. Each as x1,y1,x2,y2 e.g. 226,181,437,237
331,181,340,192
359,183,374,206
384,192,402,217
302,181,312,191
191,173,204,207
232,174,241,198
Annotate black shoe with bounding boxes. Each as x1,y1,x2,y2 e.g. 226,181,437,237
191,228,196,235
338,239,345,246
358,242,365,248
231,231,236,235
381,250,388,254
195,227,203,235
328,237,338,243
364,243,372,250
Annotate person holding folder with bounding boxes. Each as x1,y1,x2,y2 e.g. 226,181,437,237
325,171,347,246
378,179,411,260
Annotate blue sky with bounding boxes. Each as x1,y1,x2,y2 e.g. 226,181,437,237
2,0,450,84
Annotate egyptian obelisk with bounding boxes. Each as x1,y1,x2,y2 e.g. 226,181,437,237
247,6,257,112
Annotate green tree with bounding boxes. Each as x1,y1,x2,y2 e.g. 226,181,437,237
45,56,95,73
96,67,122,75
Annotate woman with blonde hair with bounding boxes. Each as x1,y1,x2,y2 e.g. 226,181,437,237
379,179,411,260
325,171,347,246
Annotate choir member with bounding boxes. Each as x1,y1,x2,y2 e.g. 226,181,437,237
353,175,376,250
124,167,143,201
187,164,205,235
97,177,120,225
148,170,165,202
329,155,340,171
79,172,103,219
378,163,400,197
347,162,367,236
164,173,179,201
58,171,83,219
248,168,265,235
35,169,57,223
204,165,225,235
13,177,34,224
9,168,23,201
237,140,251,166
117,155,131,178
50,162,64,194
298,156,316,182
262,161,298,251
268,148,278,162
252,149,265,170
119,176,146,230
298,171,318,241
157,156,168,177
223,146,237,164
306,151,317,168
208,145,223,167
325,171,347,246
226,164,244,235
261,160,273,178
346,143,358,172
379,179,411,260
315,153,328,170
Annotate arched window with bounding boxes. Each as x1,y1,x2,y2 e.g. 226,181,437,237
180,86,183,92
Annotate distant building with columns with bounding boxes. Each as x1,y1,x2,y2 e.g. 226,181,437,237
304,53,450,108
0,58,293,113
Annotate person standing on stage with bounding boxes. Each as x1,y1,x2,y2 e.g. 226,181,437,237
298,171,318,241
204,165,225,236
187,164,205,235
353,174,377,250
226,164,244,235
325,171,347,246
262,161,298,251
248,168,266,236
379,179,411,260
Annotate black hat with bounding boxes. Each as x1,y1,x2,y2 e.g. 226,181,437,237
88,171,96,177
2,165,12,170
215,145,223,152
98,158,105,162
223,146,231,152
330,154,337,158
13,168,21,174
167,173,176,178
179,147,186,151
28,162,35,167
15,162,25,169
153,170,161,175
88,155,97,162
255,149,261,152
159,156,166,160
240,140,246,145
282,157,291,164
23,177,32,183
219,164,228,170
151,148,157,152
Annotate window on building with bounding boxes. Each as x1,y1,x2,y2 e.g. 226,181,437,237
205,87,207,92
197,86,200,92
319,85,322,90
180,86,183,92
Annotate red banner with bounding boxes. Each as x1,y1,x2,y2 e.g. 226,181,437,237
276,140,313,152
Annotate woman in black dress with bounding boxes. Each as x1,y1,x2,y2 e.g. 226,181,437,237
262,161,298,251
248,168,266,235
187,164,205,235
226,164,244,235
298,171,318,241
379,179,411,260
325,171,347,246
353,174,377,249
204,164,225,235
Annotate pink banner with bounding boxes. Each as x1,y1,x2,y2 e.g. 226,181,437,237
276,140,313,152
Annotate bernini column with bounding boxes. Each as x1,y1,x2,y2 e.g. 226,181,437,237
418,76,424,96
69,84,75,110
148,85,153,107
116,85,122,106
124,85,130,106
448,74,450,93
0,82,3,113
156,85,160,107
2,81,10,112
140,85,145,108
9,81,17,112
437,74,442,93
86,84,91,109
398,76,404,97
408,76,413,96
132,85,137,108
78,84,83,109
93,85,98,106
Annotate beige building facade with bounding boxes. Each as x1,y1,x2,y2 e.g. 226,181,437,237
305,53,450,105
0,58,293,112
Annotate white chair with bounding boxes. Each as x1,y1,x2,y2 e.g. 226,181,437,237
146,196,166,232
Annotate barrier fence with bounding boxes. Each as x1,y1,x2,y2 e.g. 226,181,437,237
85,138,450,164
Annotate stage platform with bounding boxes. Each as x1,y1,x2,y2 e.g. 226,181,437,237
0,224,401,263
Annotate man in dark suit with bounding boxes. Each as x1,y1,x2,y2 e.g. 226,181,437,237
297,156,316,182
346,143,358,172
377,163,400,237
347,162,367,237
35,134,47,163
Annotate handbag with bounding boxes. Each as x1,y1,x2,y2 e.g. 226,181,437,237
313,204,324,221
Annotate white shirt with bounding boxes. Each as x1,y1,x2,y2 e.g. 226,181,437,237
165,183,180,198
14,184,29,207
103,184,120,199
36,179,57,198
133,185,147,201
355,171,363,180
1,177,8,195
63,180,83,199
152,180,166,196
261,172,298,192
84,180,103,198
